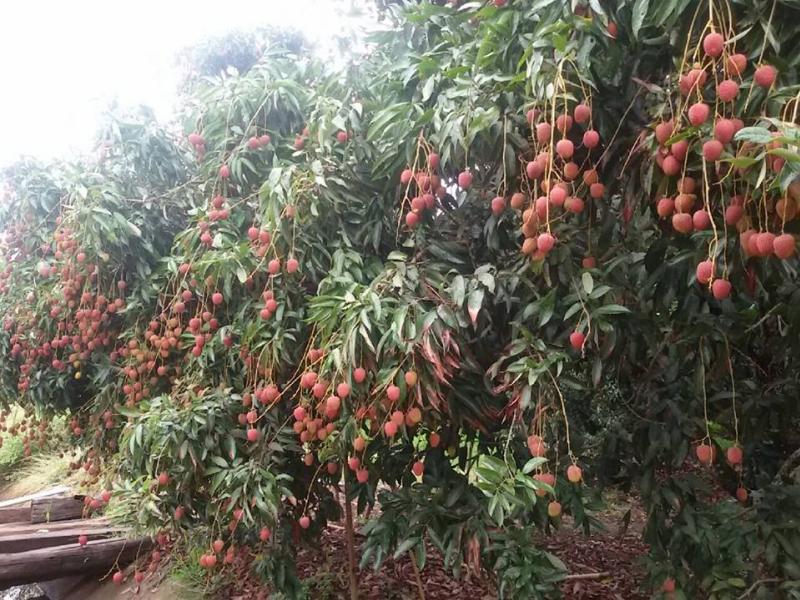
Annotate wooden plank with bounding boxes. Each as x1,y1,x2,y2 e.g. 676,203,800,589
0,537,152,587
0,517,111,536
0,486,71,509
0,528,115,553
0,504,30,524
31,496,86,524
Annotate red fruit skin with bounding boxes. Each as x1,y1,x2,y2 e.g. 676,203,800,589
727,53,747,76
725,204,743,226
661,155,681,176
692,210,711,230
549,186,567,206
670,139,689,161
727,446,743,465
717,79,739,102
703,140,724,162
113,571,124,585
672,213,693,233
354,367,367,383
457,170,473,189
336,131,348,143
566,464,582,483
405,211,420,228
387,385,400,402
696,443,715,464
400,169,413,185
755,64,777,88
412,461,424,477
663,578,676,593
569,331,585,350
219,165,230,179
582,130,600,148
428,153,440,169
564,196,584,214
688,102,710,126
712,279,732,300
537,233,555,253
773,234,796,259
536,122,552,144
702,32,724,57
247,428,259,442
555,139,574,159
384,421,398,437
714,119,736,144
526,160,544,179
491,196,506,215
589,183,605,199
657,198,675,218
696,260,713,285
736,487,748,503
299,516,311,529
655,121,674,146
756,232,776,256
574,103,591,124
556,114,573,133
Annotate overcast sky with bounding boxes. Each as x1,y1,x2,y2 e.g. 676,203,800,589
0,0,368,167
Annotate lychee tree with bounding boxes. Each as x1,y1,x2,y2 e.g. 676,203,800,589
2,1,800,599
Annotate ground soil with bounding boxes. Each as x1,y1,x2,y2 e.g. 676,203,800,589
220,490,650,599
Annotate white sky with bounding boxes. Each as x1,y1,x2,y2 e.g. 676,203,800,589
0,0,368,167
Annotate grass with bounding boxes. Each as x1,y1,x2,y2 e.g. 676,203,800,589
0,449,77,499
0,405,78,499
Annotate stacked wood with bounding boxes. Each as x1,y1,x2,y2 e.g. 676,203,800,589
0,495,85,525
0,537,152,587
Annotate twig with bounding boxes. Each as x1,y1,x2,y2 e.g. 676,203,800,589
409,550,426,600
737,578,781,599
564,571,610,581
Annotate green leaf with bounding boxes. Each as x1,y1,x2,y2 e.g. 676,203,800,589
394,537,420,559
581,272,594,295
594,304,630,316
467,289,484,325
632,0,650,39
210,456,229,469
734,127,774,144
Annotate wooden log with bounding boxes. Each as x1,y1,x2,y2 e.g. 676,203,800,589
0,504,30,524
0,517,110,537
0,537,152,588
30,496,86,524
0,527,115,553
0,486,71,509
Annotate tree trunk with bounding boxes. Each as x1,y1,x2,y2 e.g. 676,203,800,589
343,477,359,600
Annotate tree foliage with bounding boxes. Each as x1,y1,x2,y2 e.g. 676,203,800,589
2,0,800,598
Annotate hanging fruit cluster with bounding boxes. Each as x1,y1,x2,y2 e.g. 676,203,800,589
1,220,128,395
514,72,605,262
399,138,447,229
651,17,795,300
